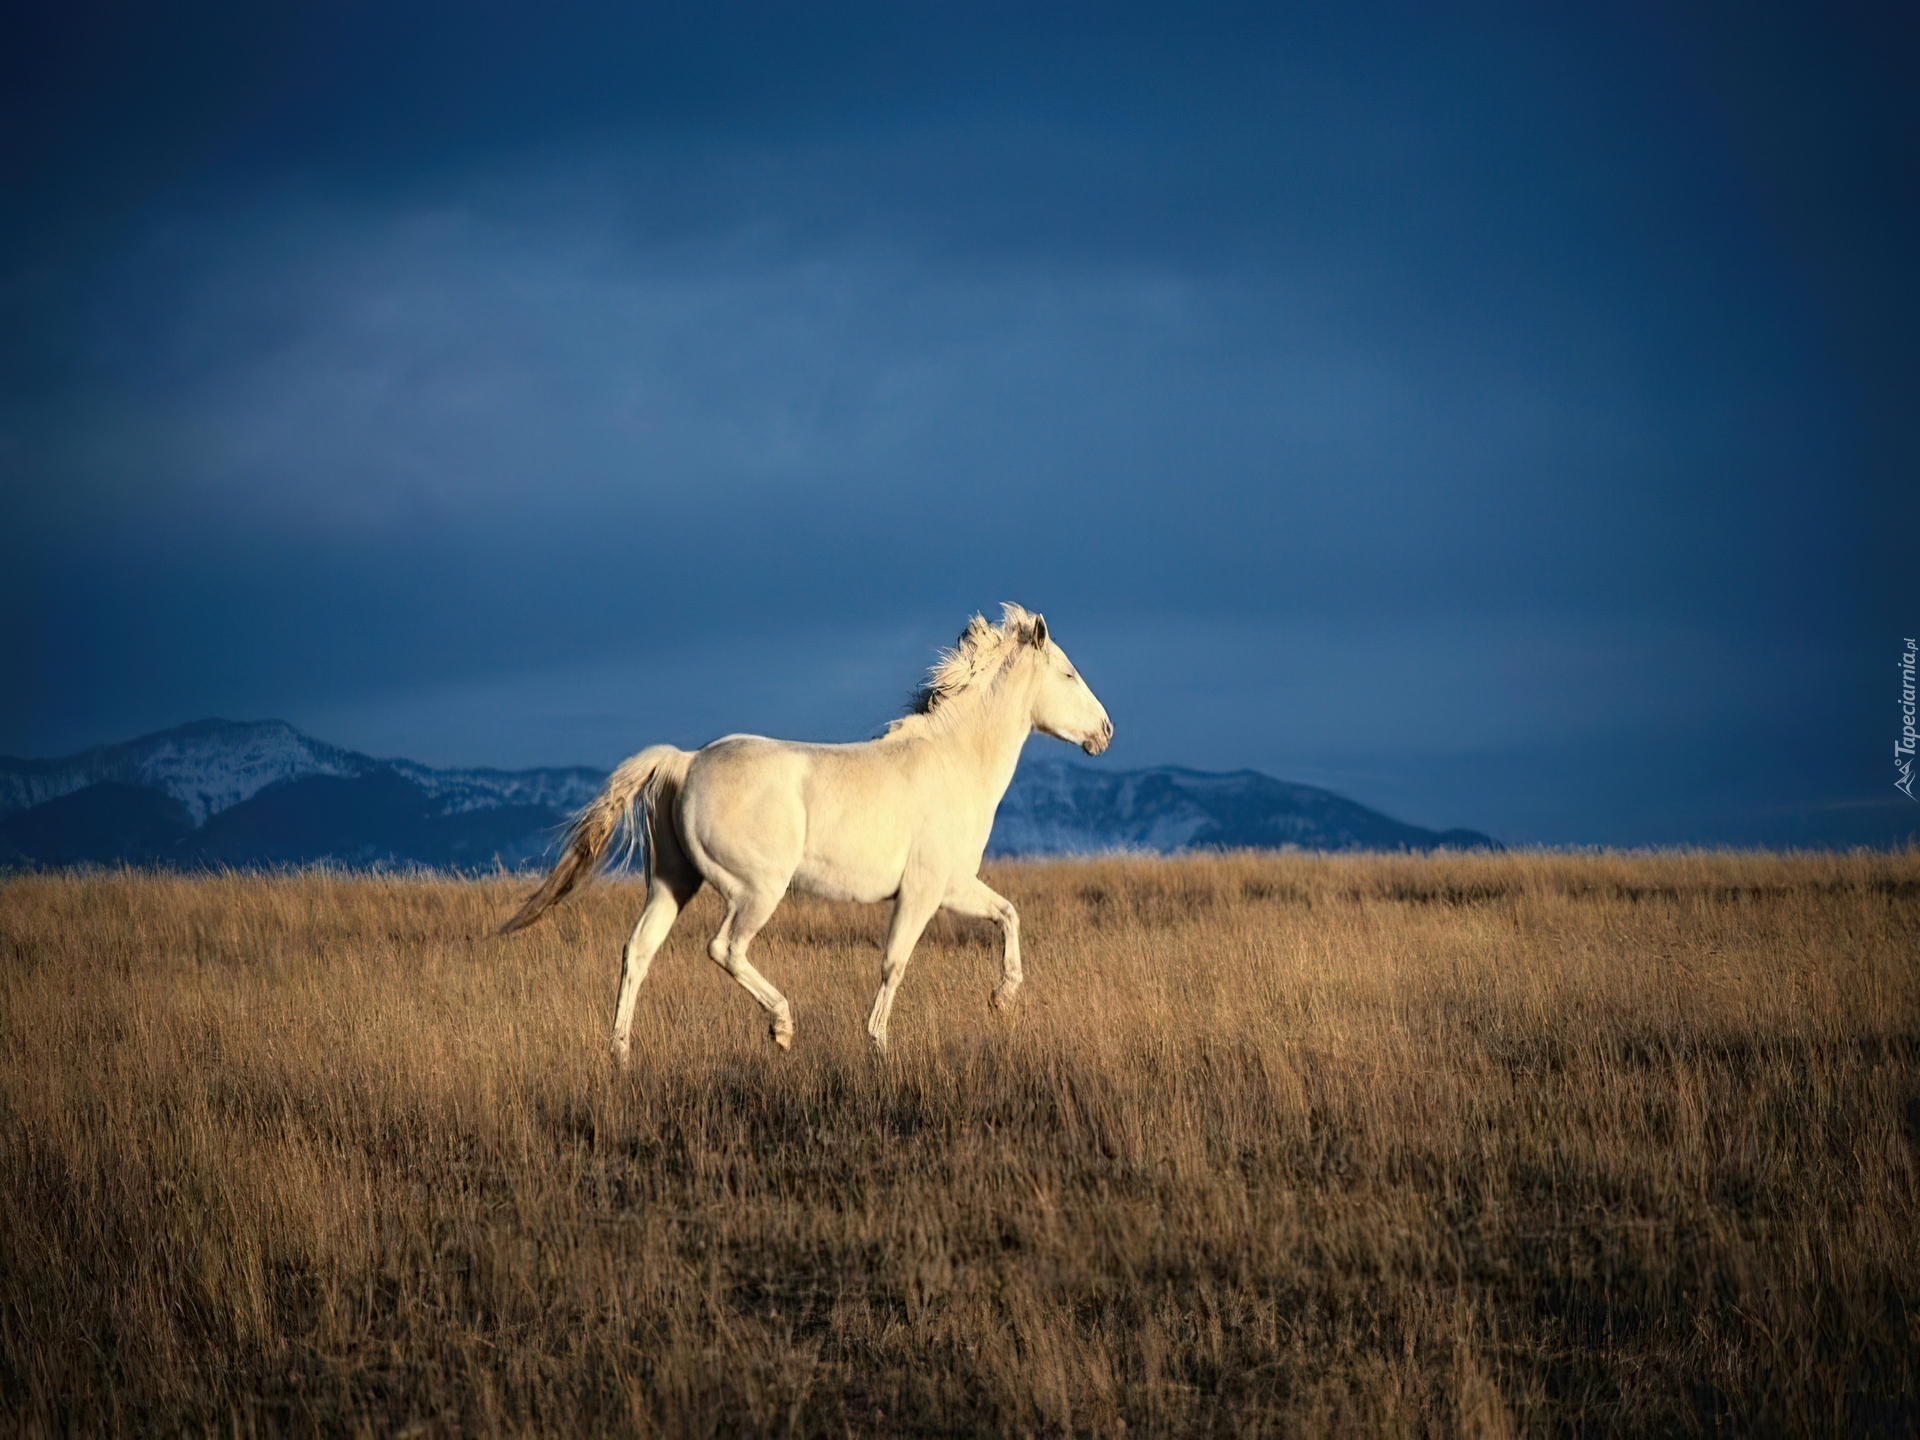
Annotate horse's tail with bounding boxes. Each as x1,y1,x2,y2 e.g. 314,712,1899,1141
498,744,693,935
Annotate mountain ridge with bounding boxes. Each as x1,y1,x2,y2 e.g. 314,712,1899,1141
0,720,1499,869
990,758,1498,857
0,719,607,826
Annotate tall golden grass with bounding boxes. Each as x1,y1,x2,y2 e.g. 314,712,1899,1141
2,851,1917,1436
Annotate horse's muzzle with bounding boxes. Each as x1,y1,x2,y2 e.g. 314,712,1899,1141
1081,718,1114,756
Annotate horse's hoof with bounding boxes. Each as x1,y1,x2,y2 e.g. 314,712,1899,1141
771,1016,794,1051
609,1038,631,1068
990,984,1020,1011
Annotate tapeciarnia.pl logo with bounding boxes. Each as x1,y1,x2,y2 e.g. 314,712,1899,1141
1899,638,1917,800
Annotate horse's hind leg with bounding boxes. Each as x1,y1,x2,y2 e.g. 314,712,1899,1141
610,869,699,1066
706,883,795,1049
609,809,702,1067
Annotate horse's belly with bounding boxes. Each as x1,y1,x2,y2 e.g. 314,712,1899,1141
789,830,908,904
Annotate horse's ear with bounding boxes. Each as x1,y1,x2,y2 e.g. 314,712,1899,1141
1031,614,1048,648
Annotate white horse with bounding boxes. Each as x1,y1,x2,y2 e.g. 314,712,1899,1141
501,604,1113,1057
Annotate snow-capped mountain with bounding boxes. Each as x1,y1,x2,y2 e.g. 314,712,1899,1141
0,720,606,870
0,719,604,827
0,720,1496,870
0,719,365,826
989,759,1497,856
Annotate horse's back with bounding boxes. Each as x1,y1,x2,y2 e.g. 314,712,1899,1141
679,734,928,903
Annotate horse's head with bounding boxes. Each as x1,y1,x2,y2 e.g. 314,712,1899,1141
1025,614,1113,756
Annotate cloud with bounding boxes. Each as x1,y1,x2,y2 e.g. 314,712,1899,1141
2,5,1908,844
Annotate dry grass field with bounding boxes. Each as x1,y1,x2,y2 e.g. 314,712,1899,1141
2,851,1918,1437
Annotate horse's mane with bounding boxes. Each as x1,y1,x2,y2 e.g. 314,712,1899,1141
885,603,1043,738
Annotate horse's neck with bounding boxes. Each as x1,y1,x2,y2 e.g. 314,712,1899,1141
938,663,1035,806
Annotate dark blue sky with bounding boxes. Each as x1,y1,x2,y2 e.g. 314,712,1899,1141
3,3,1914,845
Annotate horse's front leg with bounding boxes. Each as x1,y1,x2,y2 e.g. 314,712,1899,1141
943,875,1022,1009
866,883,942,1052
